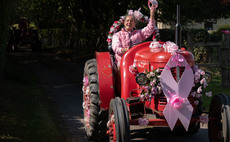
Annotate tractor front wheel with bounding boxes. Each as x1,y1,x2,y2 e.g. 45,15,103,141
82,59,108,141
107,97,130,142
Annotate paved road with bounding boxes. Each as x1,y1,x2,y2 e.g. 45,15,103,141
22,52,209,142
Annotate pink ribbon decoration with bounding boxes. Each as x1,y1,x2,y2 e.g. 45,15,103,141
171,53,184,67
160,54,194,131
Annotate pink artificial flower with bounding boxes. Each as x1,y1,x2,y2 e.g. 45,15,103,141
144,16,149,23
157,85,162,92
140,94,145,100
194,72,201,83
163,41,179,54
190,91,196,97
138,118,149,126
83,76,89,86
197,86,202,93
149,41,162,49
200,78,206,85
150,71,155,77
134,8,143,20
200,115,209,126
170,95,184,109
107,38,112,43
194,100,199,105
200,70,205,75
205,91,212,97
86,86,90,94
196,93,202,98
128,10,134,15
129,65,138,75
203,81,208,88
82,102,86,109
119,16,125,23
150,79,157,86
151,87,158,95
193,65,199,73
141,86,148,93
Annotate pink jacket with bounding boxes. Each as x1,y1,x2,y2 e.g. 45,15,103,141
112,20,156,66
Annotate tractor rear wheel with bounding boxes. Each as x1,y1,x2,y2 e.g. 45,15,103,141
82,59,108,141
108,97,130,142
208,93,230,142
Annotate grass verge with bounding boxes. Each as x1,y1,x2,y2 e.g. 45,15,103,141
0,56,65,142
203,75,230,110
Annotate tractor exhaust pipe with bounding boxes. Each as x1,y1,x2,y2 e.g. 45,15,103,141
175,5,182,82
175,5,181,49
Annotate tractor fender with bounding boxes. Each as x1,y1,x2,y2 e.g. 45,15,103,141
96,52,115,110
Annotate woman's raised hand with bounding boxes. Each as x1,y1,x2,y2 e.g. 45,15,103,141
150,5,156,20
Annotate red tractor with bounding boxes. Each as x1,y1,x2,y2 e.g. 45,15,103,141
82,6,230,142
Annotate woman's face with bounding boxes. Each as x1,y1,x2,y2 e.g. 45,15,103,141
124,16,136,32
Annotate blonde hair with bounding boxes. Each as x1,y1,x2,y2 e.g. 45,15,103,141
125,15,137,24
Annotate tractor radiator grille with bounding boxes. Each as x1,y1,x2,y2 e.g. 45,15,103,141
170,67,185,81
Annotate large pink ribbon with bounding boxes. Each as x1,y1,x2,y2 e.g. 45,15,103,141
160,54,194,131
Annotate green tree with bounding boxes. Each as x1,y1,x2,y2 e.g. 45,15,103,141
6,0,230,52
0,0,16,78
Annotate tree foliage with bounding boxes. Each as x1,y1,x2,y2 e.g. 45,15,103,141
0,0,16,78
5,0,230,52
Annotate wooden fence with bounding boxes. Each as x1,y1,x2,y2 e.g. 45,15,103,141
187,33,230,87
221,33,230,88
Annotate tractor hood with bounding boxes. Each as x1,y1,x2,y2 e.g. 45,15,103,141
133,46,195,72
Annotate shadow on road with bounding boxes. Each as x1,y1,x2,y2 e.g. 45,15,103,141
130,125,208,142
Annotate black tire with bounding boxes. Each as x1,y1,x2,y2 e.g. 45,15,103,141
108,97,130,142
208,93,230,142
83,59,108,141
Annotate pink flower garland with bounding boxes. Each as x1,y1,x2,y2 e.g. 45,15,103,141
190,66,212,106
139,69,161,101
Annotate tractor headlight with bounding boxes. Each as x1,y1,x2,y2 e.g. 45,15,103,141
136,73,148,85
